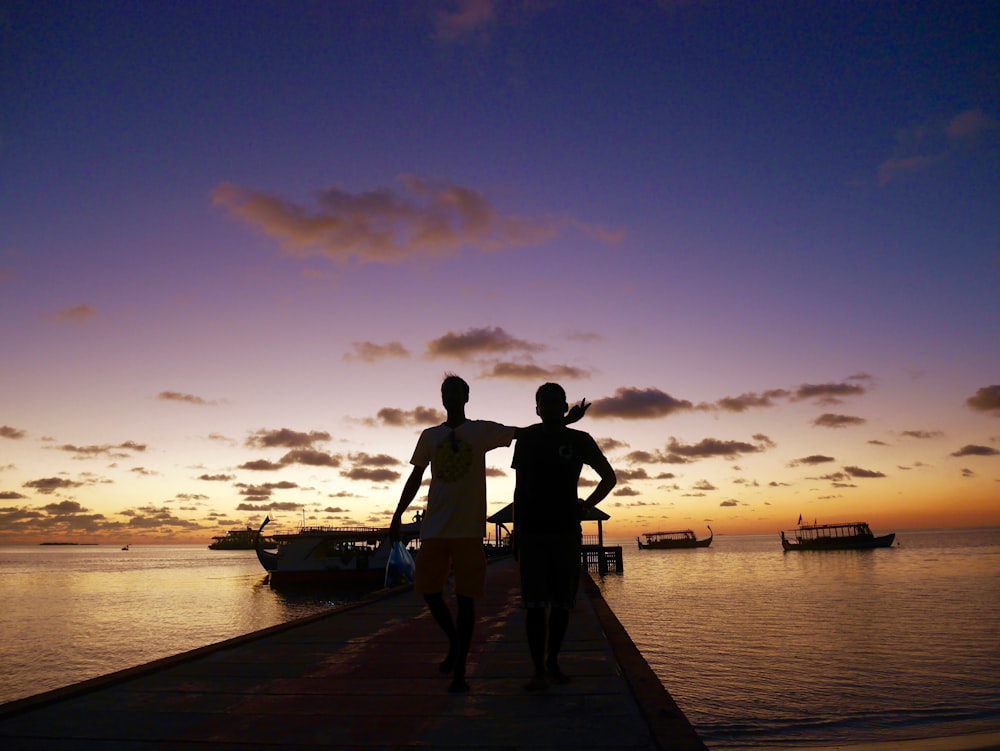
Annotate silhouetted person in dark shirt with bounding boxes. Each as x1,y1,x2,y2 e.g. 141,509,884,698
512,382,616,690
391,374,589,693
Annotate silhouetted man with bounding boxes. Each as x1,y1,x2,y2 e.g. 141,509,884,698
512,382,616,690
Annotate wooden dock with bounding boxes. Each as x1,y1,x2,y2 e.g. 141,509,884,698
0,557,706,750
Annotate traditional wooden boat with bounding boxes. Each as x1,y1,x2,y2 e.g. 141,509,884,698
637,526,712,549
254,516,420,586
780,521,895,551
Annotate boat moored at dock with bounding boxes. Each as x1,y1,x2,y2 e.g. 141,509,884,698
637,526,712,549
255,515,421,586
780,521,895,551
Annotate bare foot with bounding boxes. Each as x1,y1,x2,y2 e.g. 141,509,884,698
546,662,571,685
524,673,548,692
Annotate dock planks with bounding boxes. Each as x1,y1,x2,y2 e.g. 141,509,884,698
0,557,706,750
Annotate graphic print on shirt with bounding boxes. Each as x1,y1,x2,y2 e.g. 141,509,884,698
433,431,473,482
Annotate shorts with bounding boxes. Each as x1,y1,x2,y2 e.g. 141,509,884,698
518,532,582,609
414,537,487,598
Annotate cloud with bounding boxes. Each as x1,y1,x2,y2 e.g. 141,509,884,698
794,382,867,403
344,341,410,362
1,425,26,440
278,449,342,467
341,467,402,483
716,390,790,412
23,477,84,494
945,108,1000,141
427,326,545,358
950,444,999,457
967,385,1000,416
792,455,836,466
590,387,694,419
812,413,866,429
480,361,590,380
198,473,235,481
373,406,444,427
901,430,944,439
432,0,497,42
844,465,887,479
0,491,28,500
158,391,217,406
236,481,299,498
878,108,1000,185
665,436,772,461
213,175,565,266
52,441,147,459
47,304,98,323
347,452,403,468
246,428,331,449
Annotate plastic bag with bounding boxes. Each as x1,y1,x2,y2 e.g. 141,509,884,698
384,540,416,588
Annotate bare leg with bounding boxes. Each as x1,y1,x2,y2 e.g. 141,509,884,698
448,595,474,693
423,593,457,673
524,607,548,691
545,607,571,683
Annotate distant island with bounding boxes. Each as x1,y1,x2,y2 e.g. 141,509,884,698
39,542,99,546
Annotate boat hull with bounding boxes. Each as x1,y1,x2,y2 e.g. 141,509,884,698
637,526,713,550
638,538,712,550
781,532,895,551
254,517,420,586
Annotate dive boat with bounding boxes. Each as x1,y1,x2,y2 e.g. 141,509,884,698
780,521,895,551
209,526,275,550
255,515,421,586
637,526,712,549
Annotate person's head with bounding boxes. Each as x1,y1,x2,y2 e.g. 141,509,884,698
535,382,568,424
441,373,470,410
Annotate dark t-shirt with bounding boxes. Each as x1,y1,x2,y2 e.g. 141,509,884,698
512,424,603,538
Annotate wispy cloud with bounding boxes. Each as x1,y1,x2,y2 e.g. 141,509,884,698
47,304,98,323
344,341,410,363
158,391,219,406
812,413,866,429
878,108,1000,185
245,428,332,449
431,0,497,42
213,175,566,266
427,326,546,358
479,361,590,380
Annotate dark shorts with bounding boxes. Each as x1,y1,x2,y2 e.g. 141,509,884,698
517,532,581,610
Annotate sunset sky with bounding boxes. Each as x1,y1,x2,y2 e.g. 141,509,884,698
2,1,998,544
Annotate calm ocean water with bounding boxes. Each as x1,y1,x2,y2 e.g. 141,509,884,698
1,528,998,749
597,527,1000,749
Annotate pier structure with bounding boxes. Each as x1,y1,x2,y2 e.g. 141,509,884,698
0,557,705,750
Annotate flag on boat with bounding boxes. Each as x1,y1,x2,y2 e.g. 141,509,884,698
797,513,802,524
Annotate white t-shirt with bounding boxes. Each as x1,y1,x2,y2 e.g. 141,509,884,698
411,420,516,539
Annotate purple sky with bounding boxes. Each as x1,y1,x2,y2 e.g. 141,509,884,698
1,1,998,542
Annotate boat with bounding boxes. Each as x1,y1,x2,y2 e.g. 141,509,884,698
637,526,712,549
780,521,895,551
209,526,275,550
254,515,421,586
121,544,129,550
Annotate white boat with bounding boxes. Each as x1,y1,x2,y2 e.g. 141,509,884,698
254,515,420,586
